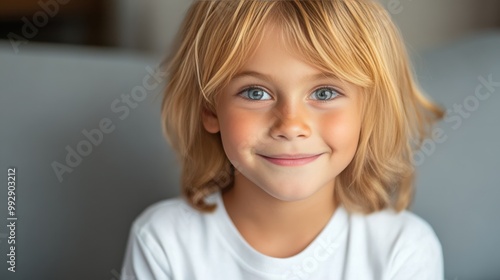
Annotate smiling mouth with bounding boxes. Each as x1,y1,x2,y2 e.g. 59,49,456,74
258,154,322,166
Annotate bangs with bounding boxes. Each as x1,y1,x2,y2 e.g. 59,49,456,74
273,0,373,88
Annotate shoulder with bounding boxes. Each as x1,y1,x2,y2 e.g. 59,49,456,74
130,195,200,241
349,207,443,254
347,208,444,279
353,207,439,244
122,196,209,279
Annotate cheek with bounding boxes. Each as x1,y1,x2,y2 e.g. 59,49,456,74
222,110,255,140
218,109,263,156
321,109,361,152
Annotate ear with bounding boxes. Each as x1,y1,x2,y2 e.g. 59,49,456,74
201,107,220,134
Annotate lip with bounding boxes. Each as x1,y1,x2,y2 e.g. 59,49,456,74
258,153,322,166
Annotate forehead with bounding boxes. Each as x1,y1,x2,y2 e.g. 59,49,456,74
233,25,336,80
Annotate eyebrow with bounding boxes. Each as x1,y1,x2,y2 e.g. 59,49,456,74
231,70,339,83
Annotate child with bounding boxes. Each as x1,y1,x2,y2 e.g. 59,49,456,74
121,0,445,279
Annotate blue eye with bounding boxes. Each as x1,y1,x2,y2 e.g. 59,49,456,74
310,87,341,101
239,87,272,100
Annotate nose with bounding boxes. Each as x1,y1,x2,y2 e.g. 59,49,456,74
269,102,312,140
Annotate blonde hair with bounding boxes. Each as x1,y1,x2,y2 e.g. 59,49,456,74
161,0,444,214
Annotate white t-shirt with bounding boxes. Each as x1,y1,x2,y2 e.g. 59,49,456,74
120,191,444,280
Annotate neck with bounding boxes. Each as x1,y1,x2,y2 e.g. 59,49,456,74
221,172,337,256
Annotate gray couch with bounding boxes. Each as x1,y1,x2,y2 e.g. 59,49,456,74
1,30,499,279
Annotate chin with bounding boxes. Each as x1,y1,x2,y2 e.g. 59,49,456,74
260,183,321,202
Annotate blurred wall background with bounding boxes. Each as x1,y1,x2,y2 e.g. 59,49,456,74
2,0,500,55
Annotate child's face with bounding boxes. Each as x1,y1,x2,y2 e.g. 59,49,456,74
203,25,363,202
